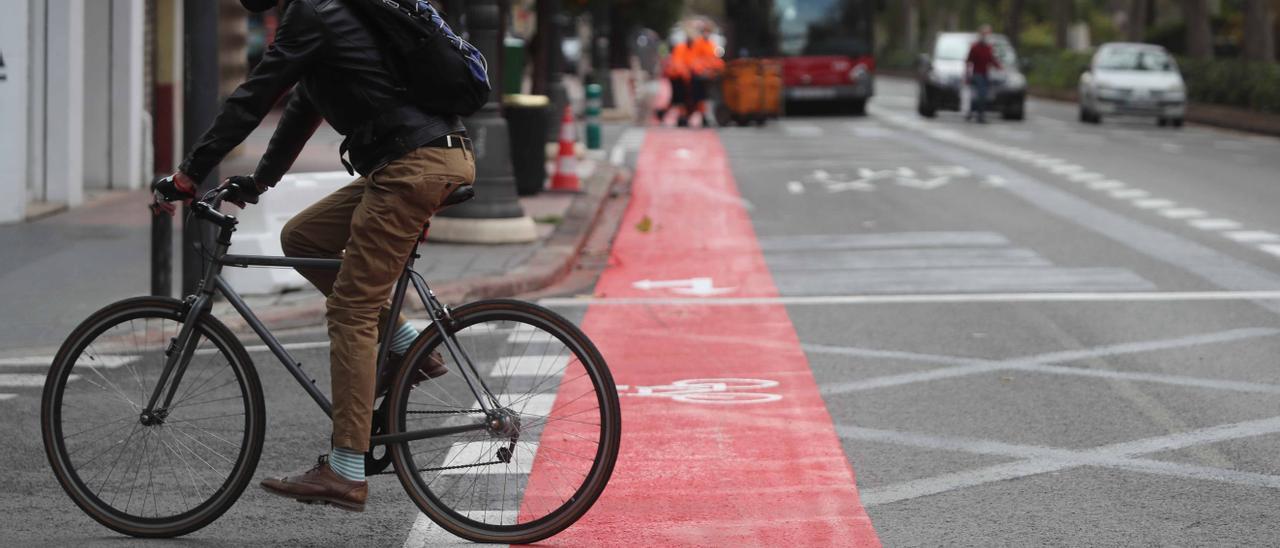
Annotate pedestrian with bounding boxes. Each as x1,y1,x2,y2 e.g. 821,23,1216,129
686,24,725,127
150,0,481,512
965,24,1002,124
663,34,694,126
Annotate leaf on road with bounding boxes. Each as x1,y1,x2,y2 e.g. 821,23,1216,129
635,215,653,233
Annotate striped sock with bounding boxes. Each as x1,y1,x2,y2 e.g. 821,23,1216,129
389,322,419,354
328,447,365,482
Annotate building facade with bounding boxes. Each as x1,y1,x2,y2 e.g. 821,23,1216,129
0,0,149,224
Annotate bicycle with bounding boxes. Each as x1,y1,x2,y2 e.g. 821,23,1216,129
40,185,621,543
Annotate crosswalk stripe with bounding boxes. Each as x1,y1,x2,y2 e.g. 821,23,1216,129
0,355,137,369
0,373,75,387
0,394,15,401
490,355,571,377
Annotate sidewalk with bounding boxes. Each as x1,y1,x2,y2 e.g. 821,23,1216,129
0,119,634,353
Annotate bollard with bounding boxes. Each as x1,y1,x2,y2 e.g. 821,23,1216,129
586,83,603,150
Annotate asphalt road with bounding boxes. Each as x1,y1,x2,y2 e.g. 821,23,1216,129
720,77,1280,545
3,77,1280,546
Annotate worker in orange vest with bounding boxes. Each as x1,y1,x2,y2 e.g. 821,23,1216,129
685,27,724,127
662,37,695,126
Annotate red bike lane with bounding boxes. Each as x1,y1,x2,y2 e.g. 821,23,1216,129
531,129,880,545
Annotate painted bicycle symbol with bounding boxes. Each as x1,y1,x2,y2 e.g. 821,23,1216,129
616,378,782,405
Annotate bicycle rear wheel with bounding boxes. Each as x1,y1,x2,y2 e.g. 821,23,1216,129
387,299,621,544
41,297,265,537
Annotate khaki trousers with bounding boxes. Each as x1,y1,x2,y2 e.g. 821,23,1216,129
280,145,475,452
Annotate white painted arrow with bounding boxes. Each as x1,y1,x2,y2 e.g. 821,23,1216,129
632,277,735,297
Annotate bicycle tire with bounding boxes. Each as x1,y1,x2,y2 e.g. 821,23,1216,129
387,299,621,544
41,297,265,538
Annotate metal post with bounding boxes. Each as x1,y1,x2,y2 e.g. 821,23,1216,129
430,0,537,244
534,0,568,142
182,0,220,294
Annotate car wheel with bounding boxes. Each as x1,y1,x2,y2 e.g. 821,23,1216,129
1157,117,1168,127
1172,117,1184,128
1003,103,1025,121
918,95,937,118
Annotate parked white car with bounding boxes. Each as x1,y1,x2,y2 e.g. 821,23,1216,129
1079,43,1187,127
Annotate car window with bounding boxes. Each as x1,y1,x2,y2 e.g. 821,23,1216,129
1094,47,1176,72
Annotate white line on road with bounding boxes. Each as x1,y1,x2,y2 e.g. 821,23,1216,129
0,374,66,387
1108,188,1149,199
818,328,1279,396
1225,230,1280,243
0,355,136,368
1088,180,1126,190
1133,198,1177,209
1159,208,1207,219
0,394,15,401
539,290,1280,308
1189,218,1244,231
1261,244,1280,258
844,416,1280,506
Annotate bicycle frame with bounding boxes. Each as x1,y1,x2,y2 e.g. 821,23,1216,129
139,195,501,447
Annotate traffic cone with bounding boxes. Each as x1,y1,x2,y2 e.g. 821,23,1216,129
549,106,581,192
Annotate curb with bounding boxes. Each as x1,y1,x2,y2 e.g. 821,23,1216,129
217,163,628,334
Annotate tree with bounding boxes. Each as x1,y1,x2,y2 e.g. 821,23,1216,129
1181,0,1213,59
1004,0,1025,47
1053,0,1075,50
1242,0,1276,62
1127,0,1148,41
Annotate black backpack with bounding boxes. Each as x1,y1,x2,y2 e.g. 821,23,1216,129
345,0,491,116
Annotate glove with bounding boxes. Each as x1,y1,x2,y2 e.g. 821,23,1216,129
151,173,197,216
219,175,263,209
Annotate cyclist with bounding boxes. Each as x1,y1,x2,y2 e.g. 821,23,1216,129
151,0,475,512
965,24,1002,124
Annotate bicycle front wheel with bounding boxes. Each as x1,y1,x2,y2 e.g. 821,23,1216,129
387,299,621,544
41,297,265,538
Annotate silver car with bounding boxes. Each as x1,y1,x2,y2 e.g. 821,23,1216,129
1079,43,1187,127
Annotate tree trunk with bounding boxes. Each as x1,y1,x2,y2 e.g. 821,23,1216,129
1004,0,1025,47
1053,0,1074,50
1242,0,1276,62
904,0,920,54
1181,0,1213,59
1127,0,1148,42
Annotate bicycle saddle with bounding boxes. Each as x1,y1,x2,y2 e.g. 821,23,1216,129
441,184,475,208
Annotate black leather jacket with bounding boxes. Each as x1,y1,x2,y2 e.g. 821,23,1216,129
178,0,464,187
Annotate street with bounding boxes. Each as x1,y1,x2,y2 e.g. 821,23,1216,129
4,77,1280,545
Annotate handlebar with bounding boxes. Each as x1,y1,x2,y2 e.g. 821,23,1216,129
191,189,237,229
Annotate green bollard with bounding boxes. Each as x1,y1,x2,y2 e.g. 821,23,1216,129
586,83,603,150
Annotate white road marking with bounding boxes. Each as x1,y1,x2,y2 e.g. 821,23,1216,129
1133,198,1176,209
1067,172,1105,182
845,416,1280,506
781,123,824,137
1160,142,1183,153
0,355,137,369
539,290,1280,308
198,340,331,355
1088,180,1126,190
0,394,14,401
1260,244,1280,258
439,441,537,475
490,355,571,377
819,328,1278,396
1048,164,1084,175
404,512,509,547
1225,230,1280,243
0,374,70,387
786,181,805,194
1109,188,1149,199
1189,218,1243,231
1159,208,1207,219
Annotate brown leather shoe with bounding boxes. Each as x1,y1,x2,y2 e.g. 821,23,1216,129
260,456,368,512
375,350,448,398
